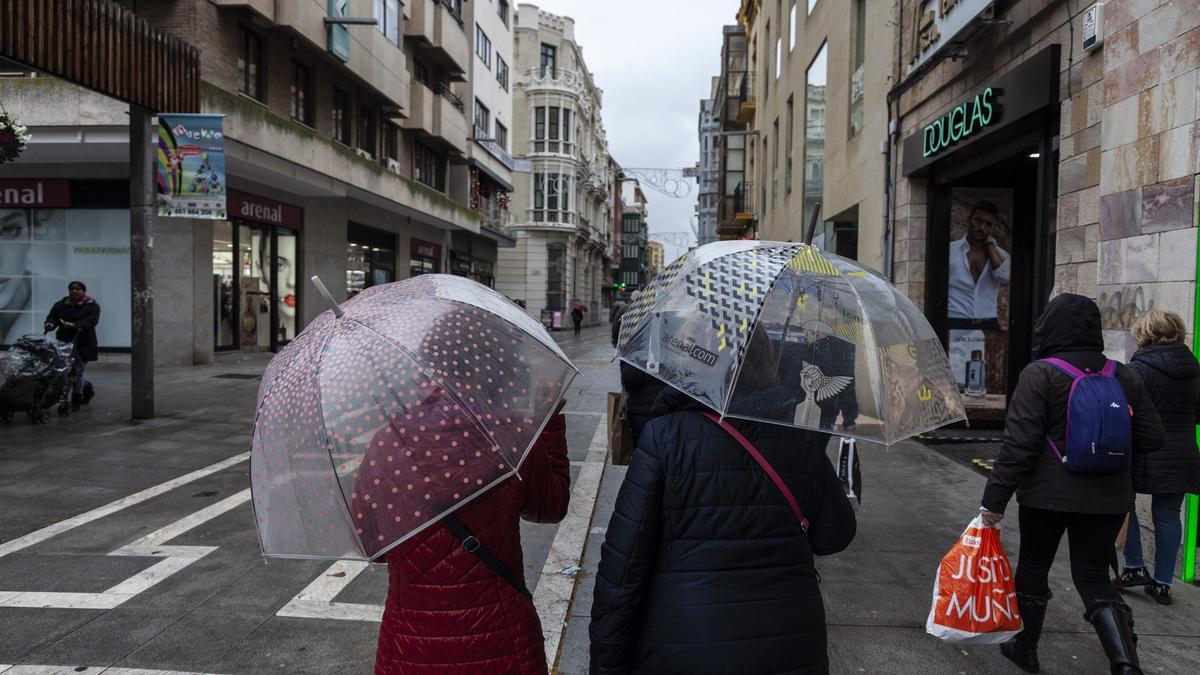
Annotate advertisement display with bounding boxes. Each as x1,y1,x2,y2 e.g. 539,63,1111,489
1,208,131,348
157,113,227,219
946,187,1013,417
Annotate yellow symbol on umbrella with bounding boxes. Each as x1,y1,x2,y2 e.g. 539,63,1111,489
917,385,933,402
739,318,748,333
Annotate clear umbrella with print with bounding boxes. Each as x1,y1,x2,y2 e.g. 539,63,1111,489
251,274,578,561
616,241,965,445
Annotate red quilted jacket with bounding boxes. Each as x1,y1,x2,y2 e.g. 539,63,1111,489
374,413,571,674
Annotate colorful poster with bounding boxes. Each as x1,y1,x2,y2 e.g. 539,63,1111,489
156,113,226,219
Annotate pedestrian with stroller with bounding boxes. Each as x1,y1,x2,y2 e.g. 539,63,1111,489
44,281,100,410
1117,309,1200,605
571,306,585,336
980,293,1164,675
591,327,857,673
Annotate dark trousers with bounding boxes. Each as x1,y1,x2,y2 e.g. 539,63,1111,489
1015,505,1125,608
573,320,582,335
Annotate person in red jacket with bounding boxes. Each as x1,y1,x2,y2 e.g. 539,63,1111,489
373,405,572,675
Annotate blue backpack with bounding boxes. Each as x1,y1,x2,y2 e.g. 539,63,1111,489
1041,358,1132,474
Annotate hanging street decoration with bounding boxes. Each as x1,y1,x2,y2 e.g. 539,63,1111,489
620,168,695,199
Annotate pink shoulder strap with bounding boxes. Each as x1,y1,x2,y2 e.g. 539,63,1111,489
701,412,810,533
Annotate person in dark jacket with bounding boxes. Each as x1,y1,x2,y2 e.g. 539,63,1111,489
618,361,667,442
591,330,857,674
572,306,585,336
43,281,100,409
1117,309,1200,605
980,294,1164,675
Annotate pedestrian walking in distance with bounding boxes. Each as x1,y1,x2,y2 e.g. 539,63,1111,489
572,305,584,336
1118,309,1200,606
590,326,857,673
980,294,1164,675
43,280,100,410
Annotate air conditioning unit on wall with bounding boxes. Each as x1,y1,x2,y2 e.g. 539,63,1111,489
354,148,373,161
386,158,402,174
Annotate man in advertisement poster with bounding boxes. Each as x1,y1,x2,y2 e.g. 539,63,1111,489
948,200,1010,331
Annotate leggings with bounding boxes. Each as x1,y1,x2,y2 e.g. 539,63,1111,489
1015,505,1125,608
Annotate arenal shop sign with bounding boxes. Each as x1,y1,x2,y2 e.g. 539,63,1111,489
228,190,303,229
0,179,71,208
922,87,998,157
411,239,441,259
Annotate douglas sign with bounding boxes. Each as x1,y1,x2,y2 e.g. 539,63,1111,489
922,86,1000,158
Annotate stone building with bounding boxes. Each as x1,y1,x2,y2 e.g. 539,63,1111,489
696,93,722,246
496,3,614,329
889,0,1200,425
733,0,891,267
0,0,515,364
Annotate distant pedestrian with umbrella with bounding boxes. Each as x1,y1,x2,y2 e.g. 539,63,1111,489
571,299,586,336
250,274,579,675
593,241,965,672
1117,309,1200,606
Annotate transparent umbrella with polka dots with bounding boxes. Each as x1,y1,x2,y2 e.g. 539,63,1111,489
250,274,578,561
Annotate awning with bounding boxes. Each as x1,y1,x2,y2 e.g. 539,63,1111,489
478,225,516,248
469,158,515,193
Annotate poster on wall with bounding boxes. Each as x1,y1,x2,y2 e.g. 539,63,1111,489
156,113,227,219
946,187,1013,419
1,208,131,348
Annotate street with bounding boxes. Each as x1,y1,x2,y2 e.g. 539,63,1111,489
4,326,1200,674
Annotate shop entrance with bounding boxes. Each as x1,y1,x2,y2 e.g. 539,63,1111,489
925,136,1058,425
213,221,297,352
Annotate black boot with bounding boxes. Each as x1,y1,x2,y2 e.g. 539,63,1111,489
70,391,82,411
1086,601,1142,675
81,381,94,405
1000,592,1051,673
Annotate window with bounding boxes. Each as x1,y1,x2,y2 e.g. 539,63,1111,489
622,244,639,260
238,28,263,100
444,0,463,22
849,0,867,138
804,43,828,228
290,62,311,125
498,0,510,27
532,173,572,223
494,121,508,151
359,105,376,156
763,23,770,100
547,244,566,311
332,87,351,145
790,1,797,51
414,141,447,192
384,123,399,161
786,96,795,192
540,43,557,78
808,0,817,13
373,0,400,44
775,37,782,79
496,55,509,91
474,99,490,137
533,106,572,154
475,25,492,68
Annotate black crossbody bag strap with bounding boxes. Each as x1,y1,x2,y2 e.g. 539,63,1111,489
443,513,532,599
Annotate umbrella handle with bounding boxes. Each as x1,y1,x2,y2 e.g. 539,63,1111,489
310,276,345,318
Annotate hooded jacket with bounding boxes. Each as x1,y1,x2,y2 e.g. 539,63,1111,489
590,387,856,674
982,294,1164,515
44,295,101,362
1127,342,1200,494
619,361,667,442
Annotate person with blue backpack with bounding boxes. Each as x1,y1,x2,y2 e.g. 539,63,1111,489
979,293,1164,675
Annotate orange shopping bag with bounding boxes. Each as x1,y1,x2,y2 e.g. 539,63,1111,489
926,515,1022,644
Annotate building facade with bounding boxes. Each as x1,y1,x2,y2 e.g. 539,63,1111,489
735,0,890,267
619,181,651,293
465,0,517,253
496,3,614,329
714,24,755,240
696,94,722,246
0,0,517,364
646,241,665,276
889,0,1200,427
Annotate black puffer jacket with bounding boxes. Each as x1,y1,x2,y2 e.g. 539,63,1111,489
44,296,101,362
619,361,667,442
982,294,1164,516
1127,343,1200,494
590,388,856,674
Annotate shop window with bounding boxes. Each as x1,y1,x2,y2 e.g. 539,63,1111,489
347,223,396,298
290,62,312,125
333,87,351,145
540,43,557,78
359,105,376,157
546,243,566,311
475,25,492,69
410,239,441,277
472,260,495,288
803,42,827,228
474,99,490,138
414,141,447,192
238,27,263,101
223,222,298,352
374,0,400,45
496,55,509,91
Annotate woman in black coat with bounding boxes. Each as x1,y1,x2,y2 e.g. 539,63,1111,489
1118,309,1200,605
43,281,101,407
590,360,857,673
980,294,1163,675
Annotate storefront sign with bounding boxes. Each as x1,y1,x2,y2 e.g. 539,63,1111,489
411,239,441,260
0,179,70,208
902,46,1059,176
156,113,226,219
228,190,303,229
327,0,350,63
908,0,994,76
473,260,494,276
922,87,998,158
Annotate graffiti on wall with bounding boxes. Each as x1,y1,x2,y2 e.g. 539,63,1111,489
1099,285,1152,331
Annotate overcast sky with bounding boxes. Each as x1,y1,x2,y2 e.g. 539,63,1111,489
526,1,738,263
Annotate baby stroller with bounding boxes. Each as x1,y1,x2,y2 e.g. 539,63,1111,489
0,334,77,424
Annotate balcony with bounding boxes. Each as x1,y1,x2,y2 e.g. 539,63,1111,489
521,67,588,98
405,0,470,82
403,81,468,156
211,0,274,20
718,181,755,235
735,72,756,125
